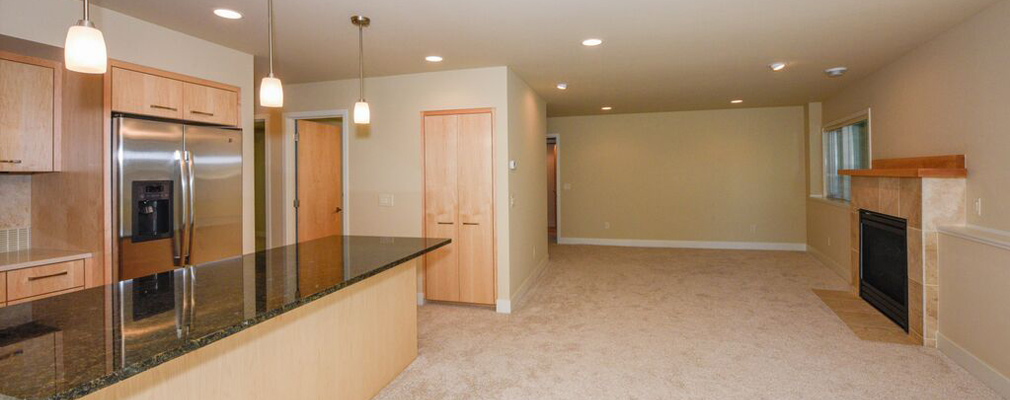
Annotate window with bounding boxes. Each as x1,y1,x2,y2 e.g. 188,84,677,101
823,117,870,201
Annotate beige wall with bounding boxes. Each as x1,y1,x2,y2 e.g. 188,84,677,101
546,106,807,247
821,0,1010,233
937,229,1010,397
506,69,548,302
0,0,257,253
806,198,851,283
280,67,522,305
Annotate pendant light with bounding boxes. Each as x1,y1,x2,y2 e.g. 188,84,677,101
64,0,108,74
259,0,284,107
351,15,371,125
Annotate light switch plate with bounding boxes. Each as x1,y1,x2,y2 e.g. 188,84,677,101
563,183,572,190
379,194,395,207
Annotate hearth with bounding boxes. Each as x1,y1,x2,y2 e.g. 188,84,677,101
859,210,909,331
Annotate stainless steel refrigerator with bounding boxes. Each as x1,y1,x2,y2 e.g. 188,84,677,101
114,116,242,281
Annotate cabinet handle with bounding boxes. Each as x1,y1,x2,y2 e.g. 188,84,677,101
437,222,454,225
0,159,22,164
191,110,215,117
462,222,479,226
28,271,69,281
150,104,178,111
0,350,24,362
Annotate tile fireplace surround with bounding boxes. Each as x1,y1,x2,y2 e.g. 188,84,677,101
841,155,967,346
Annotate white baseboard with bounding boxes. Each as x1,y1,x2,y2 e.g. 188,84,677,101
416,292,425,306
807,246,851,284
558,237,807,251
495,299,511,314
938,332,1010,399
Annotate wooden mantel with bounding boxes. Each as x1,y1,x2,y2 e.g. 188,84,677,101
839,155,967,178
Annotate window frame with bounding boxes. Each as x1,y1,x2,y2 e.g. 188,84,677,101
821,109,872,202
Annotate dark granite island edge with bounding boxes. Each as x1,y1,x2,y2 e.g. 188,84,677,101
0,235,449,400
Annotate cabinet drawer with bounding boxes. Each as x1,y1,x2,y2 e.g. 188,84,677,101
6,260,85,302
0,58,56,172
183,83,238,126
112,67,184,119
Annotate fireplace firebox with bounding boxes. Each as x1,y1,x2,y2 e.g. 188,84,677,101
859,210,909,331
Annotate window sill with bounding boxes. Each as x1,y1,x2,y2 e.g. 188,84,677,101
808,195,851,210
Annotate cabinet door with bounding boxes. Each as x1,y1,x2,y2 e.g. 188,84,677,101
183,83,239,126
111,67,184,119
0,59,55,172
456,112,495,305
423,114,460,302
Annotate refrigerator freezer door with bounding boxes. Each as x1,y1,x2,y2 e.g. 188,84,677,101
117,118,186,280
184,126,243,265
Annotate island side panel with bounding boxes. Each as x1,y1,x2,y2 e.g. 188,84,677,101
83,259,419,400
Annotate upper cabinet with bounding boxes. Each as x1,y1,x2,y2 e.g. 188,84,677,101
0,52,62,173
111,65,239,127
183,82,239,126
111,67,183,119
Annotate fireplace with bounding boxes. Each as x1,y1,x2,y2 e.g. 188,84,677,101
859,210,909,331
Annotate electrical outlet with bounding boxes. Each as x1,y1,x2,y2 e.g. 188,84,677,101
533,245,537,258
563,183,572,190
827,236,832,247
604,222,611,230
378,194,394,207
974,198,983,216
750,224,757,234
509,194,515,208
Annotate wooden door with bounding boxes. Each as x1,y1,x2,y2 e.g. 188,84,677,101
0,58,55,172
423,114,460,302
296,120,343,243
456,113,495,305
111,67,184,119
182,82,239,126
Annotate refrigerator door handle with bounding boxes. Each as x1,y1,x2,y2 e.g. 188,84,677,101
179,151,191,266
186,151,197,265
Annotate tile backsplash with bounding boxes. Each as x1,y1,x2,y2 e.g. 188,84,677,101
1,175,32,230
0,227,31,252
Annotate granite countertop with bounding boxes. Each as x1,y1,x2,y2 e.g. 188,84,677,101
0,235,449,400
0,249,93,272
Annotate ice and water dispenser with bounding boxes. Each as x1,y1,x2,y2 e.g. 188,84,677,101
131,180,173,242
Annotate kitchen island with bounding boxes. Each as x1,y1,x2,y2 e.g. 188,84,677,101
0,235,449,400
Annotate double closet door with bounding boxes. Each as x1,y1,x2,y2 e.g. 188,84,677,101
423,110,495,305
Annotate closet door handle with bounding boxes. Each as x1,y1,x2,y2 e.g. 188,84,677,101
190,110,215,117
462,222,479,226
150,104,178,111
437,222,454,225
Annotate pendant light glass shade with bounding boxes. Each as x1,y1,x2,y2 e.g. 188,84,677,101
353,101,370,124
260,0,284,107
259,76,284,108
65,21,107,74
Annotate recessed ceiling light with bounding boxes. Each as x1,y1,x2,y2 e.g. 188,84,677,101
556,83,568,90
582,38,603,47
213,9,243,19
731,99,744,104
601,106,612,111
825,66,848,77
425,55,443,63
769,62,787,72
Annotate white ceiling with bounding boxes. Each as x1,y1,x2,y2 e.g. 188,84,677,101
91,0,998,116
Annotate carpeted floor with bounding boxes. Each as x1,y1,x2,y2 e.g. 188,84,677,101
374,244,1000,399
